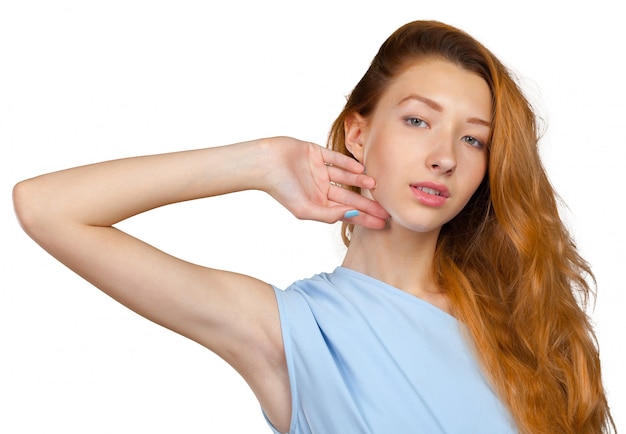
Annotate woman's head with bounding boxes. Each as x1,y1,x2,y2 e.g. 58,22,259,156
343,57,492,236
328,20,539,246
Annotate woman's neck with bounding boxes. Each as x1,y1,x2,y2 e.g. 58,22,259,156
342,222,451,314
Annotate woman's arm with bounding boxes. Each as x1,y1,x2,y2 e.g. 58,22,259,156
12,136,388,431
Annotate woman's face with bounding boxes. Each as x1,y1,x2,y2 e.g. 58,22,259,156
346,57,491,234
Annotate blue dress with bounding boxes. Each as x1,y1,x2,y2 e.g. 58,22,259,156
265,267,517,433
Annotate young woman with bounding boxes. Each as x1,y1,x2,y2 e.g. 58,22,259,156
13,20,615,433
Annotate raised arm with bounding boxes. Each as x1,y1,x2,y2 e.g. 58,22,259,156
12,136,388,431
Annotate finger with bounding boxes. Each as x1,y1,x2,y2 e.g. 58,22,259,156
327,166,376,190
291,200,355,224
303,200,388,230
328,185,390,220
320,147,365,173
341,210,388,230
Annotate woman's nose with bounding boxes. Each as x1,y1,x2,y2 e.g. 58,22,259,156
426,135,457,175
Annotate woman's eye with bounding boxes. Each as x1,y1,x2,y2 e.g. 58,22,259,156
463,136,484,148
405,117,428,128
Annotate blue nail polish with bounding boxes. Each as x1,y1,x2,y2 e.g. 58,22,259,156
344,210,359,218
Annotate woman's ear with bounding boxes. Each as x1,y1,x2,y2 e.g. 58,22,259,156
344,112,367,163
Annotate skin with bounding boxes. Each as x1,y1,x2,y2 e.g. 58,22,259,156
343,58,491,313
12,58,491,433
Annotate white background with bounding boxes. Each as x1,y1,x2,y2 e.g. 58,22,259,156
1,0,624,432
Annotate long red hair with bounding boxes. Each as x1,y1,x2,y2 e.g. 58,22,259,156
328,20,615,433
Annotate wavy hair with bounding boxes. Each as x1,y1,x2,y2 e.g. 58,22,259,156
328,20,615,433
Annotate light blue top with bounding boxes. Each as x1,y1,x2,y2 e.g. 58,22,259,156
265,267,517,434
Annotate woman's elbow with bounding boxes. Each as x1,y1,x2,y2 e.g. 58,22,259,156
13,178,48,239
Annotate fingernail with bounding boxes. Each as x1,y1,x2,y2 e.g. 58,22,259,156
344,210,360,218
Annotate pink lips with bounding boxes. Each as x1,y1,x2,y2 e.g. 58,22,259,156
410,182,450,207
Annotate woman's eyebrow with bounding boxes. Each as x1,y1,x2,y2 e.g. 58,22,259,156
467,117,491,128
398,93,491,127
398,93,443,112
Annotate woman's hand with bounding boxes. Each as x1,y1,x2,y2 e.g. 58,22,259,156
260,137,390,229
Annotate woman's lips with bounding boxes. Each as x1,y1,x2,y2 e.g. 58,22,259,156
410,182,450,207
